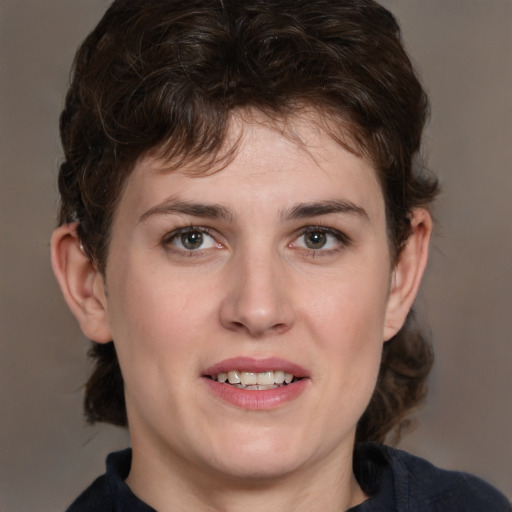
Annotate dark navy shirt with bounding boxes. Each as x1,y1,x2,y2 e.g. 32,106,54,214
65,443,511,511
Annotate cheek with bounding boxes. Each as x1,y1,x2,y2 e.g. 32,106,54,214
108,249,194,331
304,266,389,401
104,255,226,394
105,260,188,370
104,268,203,418
304,264,390,344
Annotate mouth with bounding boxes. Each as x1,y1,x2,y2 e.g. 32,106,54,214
207,370,302,390
203,358,309,409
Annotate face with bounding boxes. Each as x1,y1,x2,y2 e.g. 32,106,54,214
97,114,400,483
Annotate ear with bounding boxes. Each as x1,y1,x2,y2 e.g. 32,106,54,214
383,208,432,341
51,223,112,343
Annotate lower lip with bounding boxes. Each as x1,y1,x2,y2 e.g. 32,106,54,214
203,378,309,410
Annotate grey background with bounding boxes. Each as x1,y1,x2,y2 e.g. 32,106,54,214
0,1,510,511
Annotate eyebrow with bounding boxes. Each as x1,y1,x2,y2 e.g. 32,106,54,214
139,198,368,224
138,198,234,223
281,200,369,222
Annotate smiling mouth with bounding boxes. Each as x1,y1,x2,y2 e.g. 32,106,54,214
208,370,302,390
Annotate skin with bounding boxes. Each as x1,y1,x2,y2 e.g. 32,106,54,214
52,113,432,511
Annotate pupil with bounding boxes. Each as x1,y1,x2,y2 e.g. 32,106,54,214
181,231,203,250
305,231,326,249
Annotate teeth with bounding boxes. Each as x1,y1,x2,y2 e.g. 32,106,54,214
257,371,274,385
227,371,241,384
213,370,297,387
274,370,285,384
234,384,278,390
240,372,257,386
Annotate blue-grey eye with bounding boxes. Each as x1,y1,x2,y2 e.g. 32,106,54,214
169,228,217,251
304,231,327,249
293,228,344,251
181,230,204,250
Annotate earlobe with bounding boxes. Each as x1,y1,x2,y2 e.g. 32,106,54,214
51,223,113,343
383,208,433,341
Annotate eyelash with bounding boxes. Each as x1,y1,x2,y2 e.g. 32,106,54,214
161,225,351,256
291,226,351,255
162,226,220,256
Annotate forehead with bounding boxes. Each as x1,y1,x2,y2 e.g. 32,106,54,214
116,112,384,224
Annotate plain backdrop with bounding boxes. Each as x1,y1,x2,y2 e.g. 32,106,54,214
0,1,511,511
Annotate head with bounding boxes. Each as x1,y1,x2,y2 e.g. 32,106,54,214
53,0,439,450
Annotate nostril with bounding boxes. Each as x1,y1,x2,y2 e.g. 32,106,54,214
225,319,290,338
219,288,295,336
271,323,288,334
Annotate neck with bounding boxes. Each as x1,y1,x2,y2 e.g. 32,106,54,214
126,439,367,512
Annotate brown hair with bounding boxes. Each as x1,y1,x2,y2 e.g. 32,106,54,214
58,0,439,442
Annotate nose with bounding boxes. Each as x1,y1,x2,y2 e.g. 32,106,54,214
219,248,295,338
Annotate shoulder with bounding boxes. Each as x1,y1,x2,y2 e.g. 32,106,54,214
379,444,510,511
64,449,133,512
65,474,113,512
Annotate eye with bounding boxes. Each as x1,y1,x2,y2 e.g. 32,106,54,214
303,231,329,249
292,227,347,252
165,227,219,251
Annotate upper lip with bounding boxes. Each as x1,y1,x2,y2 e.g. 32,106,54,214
203,357,309,378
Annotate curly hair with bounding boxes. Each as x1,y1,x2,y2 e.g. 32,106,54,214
58,0,439,443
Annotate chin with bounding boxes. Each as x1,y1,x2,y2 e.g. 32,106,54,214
213,454,308,482
203,430,313,481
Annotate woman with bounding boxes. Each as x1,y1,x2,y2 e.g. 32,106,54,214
51,0,509,510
